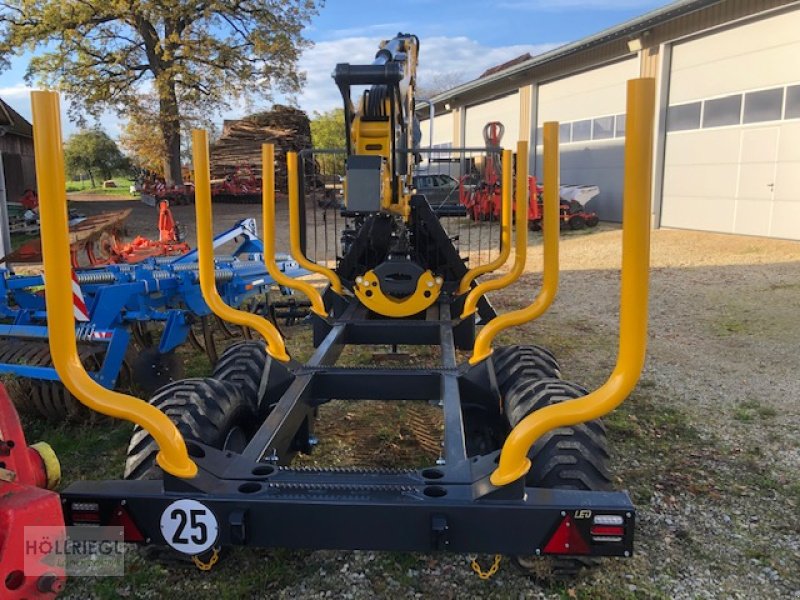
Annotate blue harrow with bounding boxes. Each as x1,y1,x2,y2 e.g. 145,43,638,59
0,219,309,420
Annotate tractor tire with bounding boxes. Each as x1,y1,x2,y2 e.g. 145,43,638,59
211,341,268,412
123,378,257,480
585,215,600,228
505,378,611,581
568,215,587,230
493,345,560,397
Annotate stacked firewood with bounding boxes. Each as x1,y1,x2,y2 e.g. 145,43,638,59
209,105,312,192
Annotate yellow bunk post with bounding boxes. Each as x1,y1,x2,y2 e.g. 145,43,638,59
192,130,290,363
490,78,656,486
458,163,512,294
261,144,327,317
32,90,197,479
460,144,528,317
286,152,344,294
469,124,561,364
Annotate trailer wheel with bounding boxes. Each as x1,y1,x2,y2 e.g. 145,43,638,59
568,215,587,230
505,378,611,581
493,345,560,397
123,378,256,480
211,341,271,414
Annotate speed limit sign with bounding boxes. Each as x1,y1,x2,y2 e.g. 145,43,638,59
160,499,219,554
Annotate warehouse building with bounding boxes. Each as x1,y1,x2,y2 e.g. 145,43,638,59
417,0,800,240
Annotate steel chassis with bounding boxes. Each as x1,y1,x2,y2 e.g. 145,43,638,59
62,295,635,556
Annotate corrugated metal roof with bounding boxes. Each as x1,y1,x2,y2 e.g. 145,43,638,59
417,0,723,110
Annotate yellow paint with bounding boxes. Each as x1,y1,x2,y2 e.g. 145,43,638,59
490,78,656,486
469,127,560,364
192,130,290,362
287,152,344,294
461,145,527,317
458,160,512,294
354,270,441,318
262,145,327,317
32,91,196,479
30,442,61,490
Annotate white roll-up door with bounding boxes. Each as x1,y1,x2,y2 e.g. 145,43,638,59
536,57,639,221
661,8,800,240
464,93,519,148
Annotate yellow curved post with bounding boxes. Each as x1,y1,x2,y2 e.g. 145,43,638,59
460,144,527,317
458,166,512,294
32,91,197,479
262,145,327,317
287,152,343,294
469,125,561,364
192,130,290,362
490,78,656,486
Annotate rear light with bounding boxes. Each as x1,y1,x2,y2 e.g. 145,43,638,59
543,515,590,555
590,515,625,543
109,503,145,542
70,502,101,524
593,514,623,526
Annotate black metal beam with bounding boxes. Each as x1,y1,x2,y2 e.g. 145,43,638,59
63,478,635,556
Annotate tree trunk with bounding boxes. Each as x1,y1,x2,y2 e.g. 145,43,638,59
159,82,183,186
87,169,96,188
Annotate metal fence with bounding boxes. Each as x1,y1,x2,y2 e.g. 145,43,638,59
298,147,511,274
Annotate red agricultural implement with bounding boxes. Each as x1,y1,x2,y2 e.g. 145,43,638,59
0,386,65,599
1,200,189,267
461,121,600,231
141,166,262,206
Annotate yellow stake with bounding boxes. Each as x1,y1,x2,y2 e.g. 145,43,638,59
490,78,656,486
32,91,196,478
287,152,344,294
469,126,560,364
192,130,290,362
261,145,328,317
460,145,527,317
458,162,512,294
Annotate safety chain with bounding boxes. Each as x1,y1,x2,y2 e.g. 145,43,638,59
468,554,502,579
192,547,220,571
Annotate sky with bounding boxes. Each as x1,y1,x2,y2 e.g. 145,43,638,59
0,0,670,138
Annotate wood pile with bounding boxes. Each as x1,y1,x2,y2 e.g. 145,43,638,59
209,105,312,192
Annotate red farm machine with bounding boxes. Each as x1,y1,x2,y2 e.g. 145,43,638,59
6,32,656,595
461,121,600,231
0,391,65,599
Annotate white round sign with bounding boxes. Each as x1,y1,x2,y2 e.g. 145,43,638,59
160,499,219,554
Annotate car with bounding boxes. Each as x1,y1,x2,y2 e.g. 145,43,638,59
411,173,461,208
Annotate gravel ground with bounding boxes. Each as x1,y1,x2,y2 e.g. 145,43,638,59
57,199,800,598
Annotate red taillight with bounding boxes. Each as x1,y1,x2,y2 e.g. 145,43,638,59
70,502,101,524
543,515,590,555
590,525,625,536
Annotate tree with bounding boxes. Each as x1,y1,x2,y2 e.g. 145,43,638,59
119,108,167,178
63,129,127,187
310,108,345,175
416,71,467,100
0,1,321,185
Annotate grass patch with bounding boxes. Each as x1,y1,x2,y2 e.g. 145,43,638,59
605,386,707,504
20,414,131,482
713,317,749,336
733,399,777,422
66,176,135,194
